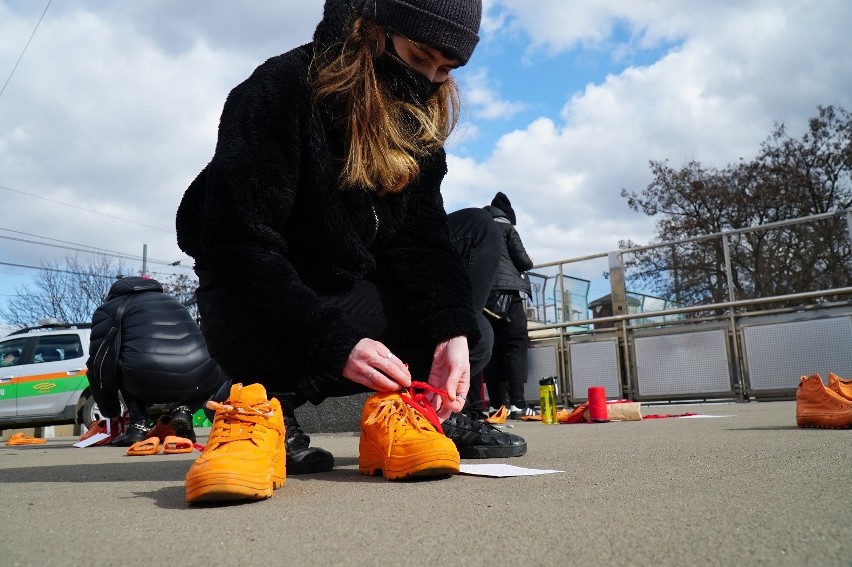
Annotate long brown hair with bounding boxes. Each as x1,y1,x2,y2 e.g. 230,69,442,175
311,18,461,195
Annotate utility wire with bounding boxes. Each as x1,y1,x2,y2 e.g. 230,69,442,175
0,228,189,268
0,184,173,233
0,235,189,269
0,0,52,99
0,260,117,279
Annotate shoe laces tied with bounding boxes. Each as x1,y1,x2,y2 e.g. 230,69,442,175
364,381,450,457
204,399,282,450
401,381,448,434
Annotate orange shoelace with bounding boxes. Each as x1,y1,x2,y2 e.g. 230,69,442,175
204,399,280,450
363,382,451,457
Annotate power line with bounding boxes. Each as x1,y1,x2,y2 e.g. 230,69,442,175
0,260,117,279
0,228,190,268
0,234,185,268
0,0,52,99
0,184,173,233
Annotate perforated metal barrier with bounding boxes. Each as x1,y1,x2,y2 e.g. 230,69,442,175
743,316,852,391
523,342,560,402
632,328,733,397
524,310,851,403
568,339,621,400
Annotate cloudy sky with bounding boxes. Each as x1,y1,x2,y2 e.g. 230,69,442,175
1,0,850,322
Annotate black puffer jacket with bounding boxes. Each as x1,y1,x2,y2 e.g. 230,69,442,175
175,1,479,399
483,204,533,296
86,277,227,417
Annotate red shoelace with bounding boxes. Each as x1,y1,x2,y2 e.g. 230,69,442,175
400,381,450,435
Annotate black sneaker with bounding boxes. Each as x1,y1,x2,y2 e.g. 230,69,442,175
508,405,536,420
442,410,527,458
170,406,197,443
280,395,335,475
112,422,149,447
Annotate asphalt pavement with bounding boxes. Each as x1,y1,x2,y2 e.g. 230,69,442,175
1,400,850,567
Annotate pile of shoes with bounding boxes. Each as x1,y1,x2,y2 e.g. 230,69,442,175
796,373,852,429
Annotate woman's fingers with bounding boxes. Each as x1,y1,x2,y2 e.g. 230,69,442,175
342,338,411,391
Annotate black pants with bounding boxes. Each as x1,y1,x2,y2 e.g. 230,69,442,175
483,293,530,408
205,207,500,404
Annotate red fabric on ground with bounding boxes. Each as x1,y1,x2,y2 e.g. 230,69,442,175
642,412,698,419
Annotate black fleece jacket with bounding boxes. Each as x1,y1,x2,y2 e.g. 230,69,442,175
176,39,479,391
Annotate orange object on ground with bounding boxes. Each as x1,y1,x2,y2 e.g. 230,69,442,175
163,436,193,454
6,432,47,446
485,405,508,424
558,405,587,423
127,437,161,456
359,381,459,481
796,374,852,429
185,383,286,504
827,372,852,401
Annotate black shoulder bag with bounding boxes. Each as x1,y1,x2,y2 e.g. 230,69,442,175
90,296,133,391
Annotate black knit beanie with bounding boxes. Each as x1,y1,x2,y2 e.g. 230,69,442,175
361,0,482,65
491,192,516,225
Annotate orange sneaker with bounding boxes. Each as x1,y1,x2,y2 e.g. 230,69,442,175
484,405,508,424
185,383,286,503
827,372,852,401
796,374,852,429
359,382,460,481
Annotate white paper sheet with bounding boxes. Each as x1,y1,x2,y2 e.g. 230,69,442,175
73,419,110,448
458,464,563,477
678,414,735,419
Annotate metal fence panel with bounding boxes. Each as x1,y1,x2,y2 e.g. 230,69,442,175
523,342,560,403
568,339,621,400
743,317,852,391
634,329,732,397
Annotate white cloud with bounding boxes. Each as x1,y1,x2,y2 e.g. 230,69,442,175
461,68,526,120
443,0,852,269
1,0,850,311
0,2,321,296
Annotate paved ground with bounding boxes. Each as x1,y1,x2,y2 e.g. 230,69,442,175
1,400,850,567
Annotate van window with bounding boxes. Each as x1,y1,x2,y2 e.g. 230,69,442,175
33,334,84,363
1,338,28,367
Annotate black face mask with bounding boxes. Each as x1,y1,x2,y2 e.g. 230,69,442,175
375,35,442,106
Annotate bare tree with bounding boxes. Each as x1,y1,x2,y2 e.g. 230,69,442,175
0,254,134,328
159,272,200,320
620,105,852,308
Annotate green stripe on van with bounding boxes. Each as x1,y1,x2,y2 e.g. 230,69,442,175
16,374,89,399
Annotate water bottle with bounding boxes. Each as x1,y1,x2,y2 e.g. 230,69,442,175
539,377,558,424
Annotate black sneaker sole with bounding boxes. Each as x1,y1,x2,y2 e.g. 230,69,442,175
170,412,197,443
458,442,527,459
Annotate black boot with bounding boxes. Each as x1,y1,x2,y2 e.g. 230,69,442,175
113,397,150,446
279,393,335,475
169,405,197,443
112,422,149,446
442,410,527,458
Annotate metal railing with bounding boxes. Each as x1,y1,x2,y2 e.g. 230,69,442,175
523,208,852,404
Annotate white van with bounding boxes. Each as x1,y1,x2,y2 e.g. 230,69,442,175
0,320,104,430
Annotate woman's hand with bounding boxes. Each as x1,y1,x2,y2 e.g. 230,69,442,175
427,336,470,420
342,338,411,392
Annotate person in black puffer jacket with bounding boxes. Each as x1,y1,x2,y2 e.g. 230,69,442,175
480,192,534,419
86,276,228,446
